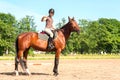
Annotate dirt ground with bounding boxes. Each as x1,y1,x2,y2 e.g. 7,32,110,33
0,59,120,80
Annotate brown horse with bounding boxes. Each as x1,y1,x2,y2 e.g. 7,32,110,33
15,17,80,76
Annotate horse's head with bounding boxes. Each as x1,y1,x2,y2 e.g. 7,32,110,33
68,16,80,34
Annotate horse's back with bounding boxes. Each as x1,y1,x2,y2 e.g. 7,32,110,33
18,32,38,38
17,32,38,48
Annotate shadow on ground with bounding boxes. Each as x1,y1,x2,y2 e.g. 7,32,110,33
0,72,50,76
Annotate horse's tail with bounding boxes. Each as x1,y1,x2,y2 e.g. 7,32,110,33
15,36,25,71
15,36,19,63
15,37,19,55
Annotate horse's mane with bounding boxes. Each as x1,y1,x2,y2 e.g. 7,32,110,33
60,22,69,30
55,22,70,33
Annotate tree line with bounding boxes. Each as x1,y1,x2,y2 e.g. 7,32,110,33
0,13,120,55
56,18,120,54
0,13,36,55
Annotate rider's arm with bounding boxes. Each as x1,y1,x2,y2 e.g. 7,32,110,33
41,16,48,22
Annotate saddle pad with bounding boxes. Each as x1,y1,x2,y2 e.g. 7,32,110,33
38,33,49,40
38,31,57,41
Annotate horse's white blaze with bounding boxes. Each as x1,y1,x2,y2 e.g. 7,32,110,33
15,70,19,76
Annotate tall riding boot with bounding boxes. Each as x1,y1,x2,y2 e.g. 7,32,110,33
47,37,54,50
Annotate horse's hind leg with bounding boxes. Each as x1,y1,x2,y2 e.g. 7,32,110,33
23,48,31,75
15,50,23,76
15,56,19,75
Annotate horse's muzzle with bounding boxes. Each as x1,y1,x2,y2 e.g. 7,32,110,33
77,30,80,34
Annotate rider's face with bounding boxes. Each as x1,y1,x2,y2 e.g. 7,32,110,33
49,12,54,17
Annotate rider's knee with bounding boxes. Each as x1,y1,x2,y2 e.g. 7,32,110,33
50,33,53,38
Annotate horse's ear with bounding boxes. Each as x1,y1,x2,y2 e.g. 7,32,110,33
68,16,71,21
72,17,75,20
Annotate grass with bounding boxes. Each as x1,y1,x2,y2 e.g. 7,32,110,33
0,53,120,60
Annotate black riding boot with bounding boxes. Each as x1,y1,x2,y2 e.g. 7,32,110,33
47,37,54,50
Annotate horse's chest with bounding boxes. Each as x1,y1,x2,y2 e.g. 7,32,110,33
55,38,65,50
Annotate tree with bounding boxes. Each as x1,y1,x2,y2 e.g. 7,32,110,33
98,18,120,53
58,18,120,54
0,13,17,55
1,12,119,55
0,13,37,55
16,16,36,34
56,18,66,29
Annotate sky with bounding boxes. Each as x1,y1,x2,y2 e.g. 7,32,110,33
0,0,120,31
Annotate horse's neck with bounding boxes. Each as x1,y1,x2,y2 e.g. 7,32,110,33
61,24,71,41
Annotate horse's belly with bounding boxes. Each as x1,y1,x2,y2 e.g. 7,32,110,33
31,39,47,51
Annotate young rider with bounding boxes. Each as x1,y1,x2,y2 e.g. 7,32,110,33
41,8,55,49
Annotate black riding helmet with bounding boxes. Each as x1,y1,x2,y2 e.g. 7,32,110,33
49,8,55,14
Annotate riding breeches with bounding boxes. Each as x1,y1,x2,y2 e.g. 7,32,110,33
44,28,54,38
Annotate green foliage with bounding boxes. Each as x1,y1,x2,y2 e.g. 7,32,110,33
0,13,16,55
0,12,120,55
0,13,36,55
56,18,66,29
28,48,35,57
16,15,37,34
56,18,120,54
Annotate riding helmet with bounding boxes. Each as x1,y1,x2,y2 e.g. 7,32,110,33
49,8,55,14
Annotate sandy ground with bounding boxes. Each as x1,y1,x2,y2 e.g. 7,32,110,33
0,59,120,80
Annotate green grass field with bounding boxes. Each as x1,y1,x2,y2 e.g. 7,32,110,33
0,54,120,60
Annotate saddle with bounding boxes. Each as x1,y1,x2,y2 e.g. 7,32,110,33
38,30,57,41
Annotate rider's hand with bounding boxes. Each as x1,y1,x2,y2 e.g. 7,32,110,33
41,16,47,22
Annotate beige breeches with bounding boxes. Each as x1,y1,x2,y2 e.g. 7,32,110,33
44,28,53,38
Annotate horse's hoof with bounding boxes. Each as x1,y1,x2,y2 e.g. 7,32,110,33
25,69,31,75
54,73,59,76
14,70,19,76
25,72,31,76
27,73,31,76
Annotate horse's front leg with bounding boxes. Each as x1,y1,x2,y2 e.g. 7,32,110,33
53,49,61,76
